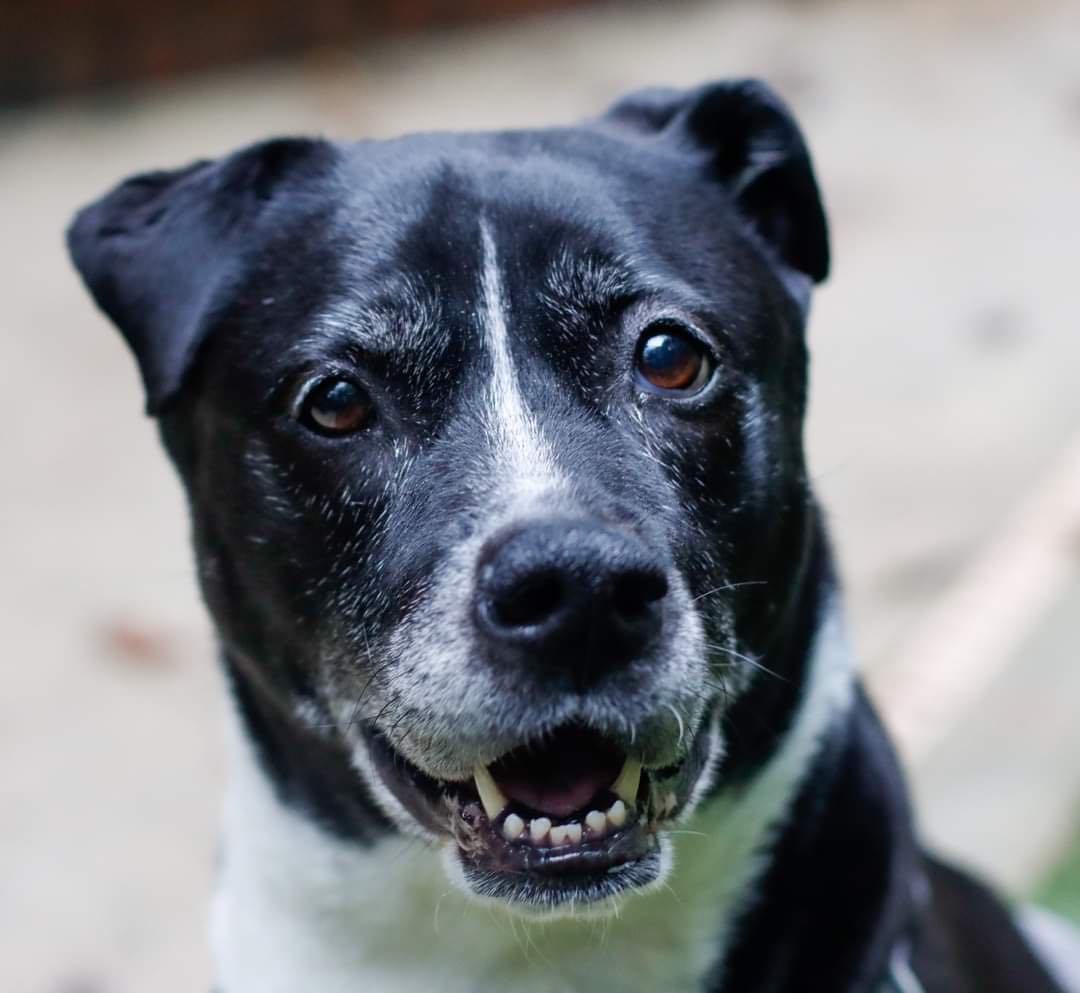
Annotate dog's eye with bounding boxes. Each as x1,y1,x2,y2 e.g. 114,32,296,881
634,323,713,396
298,378,373,436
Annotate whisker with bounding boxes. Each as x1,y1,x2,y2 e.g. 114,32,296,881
664,702,686,748
432,888,452,936
691,579,767,602
656,877,685,907
706,641,787,683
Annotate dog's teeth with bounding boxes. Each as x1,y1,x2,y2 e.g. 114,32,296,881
530,817,552,844
585,810,607,836
502,813,525,841
549,824,571,846
607,799,628,828
473,765,509,821
611,757,642,806
563,822,583,845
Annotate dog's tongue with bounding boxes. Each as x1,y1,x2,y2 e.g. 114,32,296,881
488,728,624,819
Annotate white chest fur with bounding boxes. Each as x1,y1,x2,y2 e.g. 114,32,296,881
211,607,853,993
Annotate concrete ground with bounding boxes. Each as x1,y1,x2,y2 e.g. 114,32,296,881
2,1,1079,991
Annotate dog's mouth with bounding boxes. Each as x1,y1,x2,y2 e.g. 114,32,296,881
365,720,714,908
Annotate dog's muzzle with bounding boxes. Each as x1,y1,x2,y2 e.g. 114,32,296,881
357,520,718,910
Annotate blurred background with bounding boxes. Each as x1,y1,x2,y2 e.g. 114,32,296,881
2,0,1078,990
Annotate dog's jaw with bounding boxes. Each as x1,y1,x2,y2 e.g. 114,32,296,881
212,598,853,993
348,711,723,914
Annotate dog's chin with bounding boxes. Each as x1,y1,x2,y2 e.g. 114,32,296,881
358,714,717,913
444,838,670,917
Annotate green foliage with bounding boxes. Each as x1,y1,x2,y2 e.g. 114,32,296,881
1036,827,1080,924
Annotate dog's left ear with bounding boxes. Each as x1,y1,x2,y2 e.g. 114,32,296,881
604,79,830,289
67,137,335,414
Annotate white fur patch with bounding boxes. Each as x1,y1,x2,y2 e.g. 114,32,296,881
478,219,563,505
212,601,853,993
1020,906,1080,993
681,600,855,986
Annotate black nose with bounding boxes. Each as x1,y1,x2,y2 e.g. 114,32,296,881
474,521,668,685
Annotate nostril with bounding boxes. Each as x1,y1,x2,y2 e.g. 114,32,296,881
490,569,564,629
475,521,669,681
612,570,668,621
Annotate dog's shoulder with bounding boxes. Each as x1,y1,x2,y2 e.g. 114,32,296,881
913,856,1072,993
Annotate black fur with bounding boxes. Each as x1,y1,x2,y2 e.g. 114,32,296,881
67,79,1066,992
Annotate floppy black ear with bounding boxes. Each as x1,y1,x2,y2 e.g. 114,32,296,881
67,137,334,414
605,79,830,288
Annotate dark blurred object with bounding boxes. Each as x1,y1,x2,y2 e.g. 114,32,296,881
0,0,592,107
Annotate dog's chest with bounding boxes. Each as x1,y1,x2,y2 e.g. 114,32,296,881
212,771,726,993
211,729,732,993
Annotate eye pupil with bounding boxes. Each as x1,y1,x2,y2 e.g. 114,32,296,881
302,378,372,435
636,325,711,394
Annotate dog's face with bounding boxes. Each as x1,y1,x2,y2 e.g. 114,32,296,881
69,80,828,912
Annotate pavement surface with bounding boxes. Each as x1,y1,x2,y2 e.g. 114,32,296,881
2,1,1079,991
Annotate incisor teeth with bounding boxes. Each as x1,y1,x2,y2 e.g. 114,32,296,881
585,810,607,836
530,817,552,844
563,822,583,845
472,765,508,821
611,757,642,806
607,799,628,828
502,813,525,841
549,824,571,846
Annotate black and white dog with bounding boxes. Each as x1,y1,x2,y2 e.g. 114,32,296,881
68,80,1078,993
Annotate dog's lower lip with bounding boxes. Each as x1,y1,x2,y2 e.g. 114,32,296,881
454,793,658,882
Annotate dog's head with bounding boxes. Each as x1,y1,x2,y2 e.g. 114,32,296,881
68,80,828,912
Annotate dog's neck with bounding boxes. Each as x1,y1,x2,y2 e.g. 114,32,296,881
211,597,918,993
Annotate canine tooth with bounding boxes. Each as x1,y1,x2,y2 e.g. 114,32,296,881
502,813,525,841
473,765,508,821
585,810,607,836
612,757,642,806
563,822,583,845
607,799,628,828
530,817,552,844
549,825,571,846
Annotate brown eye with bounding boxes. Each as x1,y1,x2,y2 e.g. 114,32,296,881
299,378,373,436
635,323,713,396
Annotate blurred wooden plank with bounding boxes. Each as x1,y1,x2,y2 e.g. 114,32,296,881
869,433,1080,766
0,0,595,105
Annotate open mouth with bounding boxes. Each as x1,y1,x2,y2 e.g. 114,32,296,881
365,721,713,907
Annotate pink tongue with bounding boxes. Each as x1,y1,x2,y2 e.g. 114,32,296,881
488,728,625,819
495,768,611,819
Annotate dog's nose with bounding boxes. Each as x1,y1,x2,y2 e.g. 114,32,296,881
474,521,668,684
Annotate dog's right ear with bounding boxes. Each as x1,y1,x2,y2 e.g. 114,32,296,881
67,137,335,414
602,80,829,297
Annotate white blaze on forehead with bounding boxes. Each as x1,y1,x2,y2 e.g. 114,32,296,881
478,219,561,502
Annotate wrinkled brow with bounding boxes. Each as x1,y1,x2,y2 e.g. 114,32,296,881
537,247,636,331
266,275,449,399
316,273,446,354
268,276,438,367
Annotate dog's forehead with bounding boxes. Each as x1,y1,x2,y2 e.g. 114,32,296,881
295,139,659,366
315,236,637,363
352,128,765,301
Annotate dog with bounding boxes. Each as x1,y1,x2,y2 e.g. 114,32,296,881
67,79,1080,993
